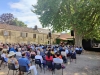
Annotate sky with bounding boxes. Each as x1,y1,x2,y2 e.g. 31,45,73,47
0,0,42,28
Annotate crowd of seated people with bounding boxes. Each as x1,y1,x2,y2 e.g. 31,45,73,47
0,42,83,75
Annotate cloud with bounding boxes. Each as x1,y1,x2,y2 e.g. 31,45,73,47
8,0,42,28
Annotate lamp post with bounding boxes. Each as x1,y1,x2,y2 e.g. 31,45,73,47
48,30,51,45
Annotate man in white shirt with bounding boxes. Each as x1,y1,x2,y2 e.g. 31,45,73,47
16,48,22,56
61,49,67,63
61,51,66,56
35,51,43,63
15,48,22,60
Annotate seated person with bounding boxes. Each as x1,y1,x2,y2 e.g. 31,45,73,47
18,52,37,75
1,49,8,62
53,53,63,64
40,49,45,58
78,47,83,54
15,48,22,60
71,50,76,63
45,51,53,61
16,48,22,56
55,52,62,59
53,53,65,69
61,50,67,63
8,51,19,69
35,51,43,63
35,51,43,68
30,50,36,59
51,49,55,55
45,51,53,69
25,50,30,60
75,46,79,54
9,45,16,52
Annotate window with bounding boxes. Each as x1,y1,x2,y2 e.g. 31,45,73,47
20,32,22,37
47,35,48,39
20,32,27,37
33,34,36,38
26,33,28,37
3,30,9,36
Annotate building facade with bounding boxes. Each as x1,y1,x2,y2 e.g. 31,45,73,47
0,24,59,44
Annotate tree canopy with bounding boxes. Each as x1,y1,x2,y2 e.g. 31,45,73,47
10,18,27,27
0,13,27,27
0,13,14,24
32,0,100,40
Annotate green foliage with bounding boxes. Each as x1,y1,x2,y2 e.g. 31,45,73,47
10,18,27,27
32,0,100,39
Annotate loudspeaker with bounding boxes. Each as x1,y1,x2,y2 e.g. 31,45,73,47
48,32,51,37
71,30,74,36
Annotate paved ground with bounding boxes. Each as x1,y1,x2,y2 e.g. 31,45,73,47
0,51,100,75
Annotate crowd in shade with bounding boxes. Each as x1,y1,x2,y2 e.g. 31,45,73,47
0,42,83,75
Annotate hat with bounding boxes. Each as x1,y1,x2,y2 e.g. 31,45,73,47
2,49,7,52
8,51,16,57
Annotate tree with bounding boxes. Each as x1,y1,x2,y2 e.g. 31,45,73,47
0,13,14,24
32,0,100,46
10,18,27,27
0,13,27,27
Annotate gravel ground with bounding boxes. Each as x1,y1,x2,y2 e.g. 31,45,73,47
0,51,100,75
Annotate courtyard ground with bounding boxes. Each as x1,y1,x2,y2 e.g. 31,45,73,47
0,51,100,75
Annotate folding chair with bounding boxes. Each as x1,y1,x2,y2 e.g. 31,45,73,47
19,66,31,75
30,54,35,65
7,63,18,75
46,60,53,70
52,63,63,75
35,59,42,71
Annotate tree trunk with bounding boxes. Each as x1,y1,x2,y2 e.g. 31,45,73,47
74,32,82,47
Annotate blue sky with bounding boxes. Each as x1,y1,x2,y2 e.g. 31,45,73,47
0,0,42,28
0,0,19,13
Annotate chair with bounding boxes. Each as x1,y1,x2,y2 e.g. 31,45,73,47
52,63,63,75
19,66,31,75
35,59,42,71
30,54,35,65
7,63,18,75
44,60,53,74
31,54,35,60
46,60,53,69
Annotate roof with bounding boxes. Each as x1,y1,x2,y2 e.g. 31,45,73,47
0,24,38,33
58,33,73,40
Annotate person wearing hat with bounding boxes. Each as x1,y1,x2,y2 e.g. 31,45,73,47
8,51,19,69
1,49,8,62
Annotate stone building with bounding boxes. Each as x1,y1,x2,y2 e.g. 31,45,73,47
0,24,59,44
